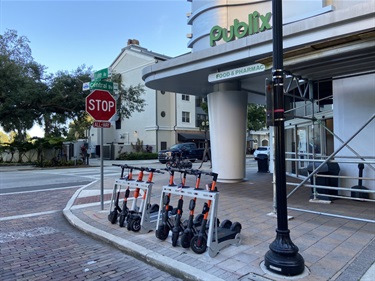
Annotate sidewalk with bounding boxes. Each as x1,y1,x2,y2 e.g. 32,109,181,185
63,161,375,281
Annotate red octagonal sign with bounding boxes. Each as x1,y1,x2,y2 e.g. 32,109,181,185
85,90,116,121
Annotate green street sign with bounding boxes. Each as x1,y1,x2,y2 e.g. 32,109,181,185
94,67,111,80
89,80,114,92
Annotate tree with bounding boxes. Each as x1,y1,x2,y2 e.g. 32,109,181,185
112,74,146,119
0,29,46,141
41,65,92,137
67,114,93,140
0,131,10,143
247,103,266,131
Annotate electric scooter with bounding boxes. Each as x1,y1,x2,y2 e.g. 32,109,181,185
180,169,203,248
171,169,190,246
190,172,218,254
126,167,146,231
119,165,134,227
108,164,131,224
190,172,242,255
127,167,163,232
155,168,176,240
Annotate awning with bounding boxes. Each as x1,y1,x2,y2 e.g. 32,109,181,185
178,133,209,142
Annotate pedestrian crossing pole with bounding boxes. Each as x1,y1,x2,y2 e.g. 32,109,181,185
264,0,305,276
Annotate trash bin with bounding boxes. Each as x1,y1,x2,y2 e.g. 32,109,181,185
307,162,340,200
257,154,269,173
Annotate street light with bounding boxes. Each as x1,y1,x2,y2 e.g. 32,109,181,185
199,120,210,168
264,0,305,276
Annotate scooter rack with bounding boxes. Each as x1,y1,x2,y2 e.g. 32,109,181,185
110,164,162,233
155,170,241,257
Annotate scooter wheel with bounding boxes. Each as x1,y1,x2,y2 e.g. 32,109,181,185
131,217,141,232
127,217,133,231
156,225,170,240
180,229,192,248
190,235,207,254
219,219,232,229
171,231,179,247
230,222,242,233
108,211,118,224
119,214,126,227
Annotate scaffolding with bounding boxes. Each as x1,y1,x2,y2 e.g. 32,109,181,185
270,73,375,223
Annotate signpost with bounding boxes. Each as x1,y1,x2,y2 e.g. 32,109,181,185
85,89,116,210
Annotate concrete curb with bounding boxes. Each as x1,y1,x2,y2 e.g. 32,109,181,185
63,181,225,281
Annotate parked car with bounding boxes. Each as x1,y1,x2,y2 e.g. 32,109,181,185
158,142,207,164
253,146,270,160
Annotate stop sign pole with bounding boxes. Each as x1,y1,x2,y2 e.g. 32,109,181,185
85,90,117,210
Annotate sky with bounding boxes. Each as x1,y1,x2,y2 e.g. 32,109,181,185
0,0,191,137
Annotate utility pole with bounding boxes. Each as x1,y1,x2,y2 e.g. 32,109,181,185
264,0,305,276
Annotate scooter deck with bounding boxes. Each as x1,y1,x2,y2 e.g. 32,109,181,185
213,227,238,243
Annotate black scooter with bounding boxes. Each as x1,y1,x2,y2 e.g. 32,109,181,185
155,169,176,240
127,167,163,232
190,172,218,254
180,169,202,248
171,169,189,246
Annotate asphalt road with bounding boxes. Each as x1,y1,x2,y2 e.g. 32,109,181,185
0,167,183,280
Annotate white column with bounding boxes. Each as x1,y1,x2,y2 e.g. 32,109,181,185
208,82,248,182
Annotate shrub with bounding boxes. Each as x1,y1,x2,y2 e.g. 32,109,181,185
117,152,157,160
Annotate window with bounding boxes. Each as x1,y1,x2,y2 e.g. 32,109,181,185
115,119,121,129
182,94,190,101
161,141,167,150
182,111,190,123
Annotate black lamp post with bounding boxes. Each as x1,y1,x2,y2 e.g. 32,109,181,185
264,0,305,276
199,119,210,169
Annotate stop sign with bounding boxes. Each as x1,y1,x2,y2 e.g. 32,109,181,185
85,90,116,121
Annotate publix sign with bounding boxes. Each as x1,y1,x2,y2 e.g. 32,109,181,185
210,11,272,47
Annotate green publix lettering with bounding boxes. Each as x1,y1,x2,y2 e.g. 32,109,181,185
210,11,272,47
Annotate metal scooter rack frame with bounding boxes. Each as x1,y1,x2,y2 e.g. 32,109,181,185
110,179,158,234
156,185,241,257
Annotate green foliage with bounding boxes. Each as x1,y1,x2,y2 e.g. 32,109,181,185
1,30,147,142
0,131,10,143
247,103,266,131
117,152,158,161
0,29,95,140
112,74,146,120
131,138,144,153
0,29,47,141
67,114,93,140
41,65,92,138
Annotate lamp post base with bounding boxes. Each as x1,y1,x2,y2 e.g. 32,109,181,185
264,229,305,276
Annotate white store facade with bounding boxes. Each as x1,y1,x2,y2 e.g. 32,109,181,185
142,0,375,195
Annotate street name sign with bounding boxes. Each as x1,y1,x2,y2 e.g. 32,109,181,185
85,90,116,121
89,80,114,92
94,67,111,80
